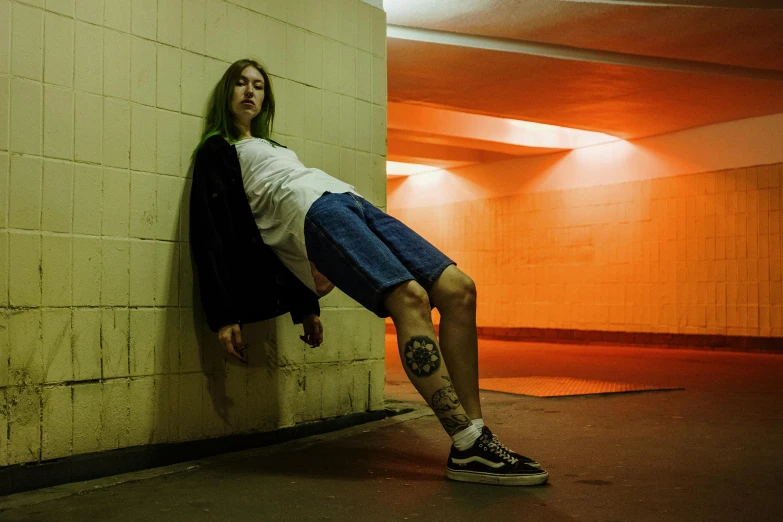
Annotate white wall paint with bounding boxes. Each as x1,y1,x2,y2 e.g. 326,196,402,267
0,0,389,469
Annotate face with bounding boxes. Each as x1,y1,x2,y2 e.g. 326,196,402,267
231,65,265,122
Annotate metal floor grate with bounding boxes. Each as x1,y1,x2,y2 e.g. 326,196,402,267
478,376,683,398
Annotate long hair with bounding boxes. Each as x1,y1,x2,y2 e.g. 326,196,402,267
192,59,275,157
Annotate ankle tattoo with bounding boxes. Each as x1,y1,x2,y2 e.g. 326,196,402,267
440,414,471,436
431,376,460,414
403,336,441,377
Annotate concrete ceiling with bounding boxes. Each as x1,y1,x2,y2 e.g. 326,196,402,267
384,0,783,167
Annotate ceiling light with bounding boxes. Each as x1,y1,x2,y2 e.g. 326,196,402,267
508,120,620,149
386,161,441,177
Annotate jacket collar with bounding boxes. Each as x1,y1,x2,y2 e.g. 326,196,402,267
207,134,242,179
221,145,242,177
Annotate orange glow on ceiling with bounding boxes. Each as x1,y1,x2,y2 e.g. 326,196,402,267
387,104,624,175
388,103,622,153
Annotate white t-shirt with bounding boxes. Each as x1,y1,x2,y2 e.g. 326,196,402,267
235,137,358,293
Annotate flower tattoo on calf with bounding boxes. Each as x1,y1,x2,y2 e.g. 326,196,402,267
431,376,460,414
403,336,441,377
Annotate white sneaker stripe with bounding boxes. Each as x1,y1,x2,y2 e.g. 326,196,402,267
451,456,506,469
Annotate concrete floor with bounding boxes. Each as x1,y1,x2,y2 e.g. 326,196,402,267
1,335,782,521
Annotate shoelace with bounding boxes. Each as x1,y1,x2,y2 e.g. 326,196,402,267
485,439,518,465
491,434,516,457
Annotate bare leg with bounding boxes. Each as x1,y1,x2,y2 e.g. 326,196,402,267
384,280,472,436
429,265,482,420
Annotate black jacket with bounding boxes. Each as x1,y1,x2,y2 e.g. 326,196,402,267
189,134,320,332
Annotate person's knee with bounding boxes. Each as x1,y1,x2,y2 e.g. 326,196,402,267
453,274,477,308
385,280,430,319
435,270,477,312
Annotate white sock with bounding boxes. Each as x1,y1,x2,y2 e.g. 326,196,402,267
451,423,481,450
471,418,485,431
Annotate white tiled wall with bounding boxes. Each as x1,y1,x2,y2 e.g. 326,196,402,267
0,0,387,468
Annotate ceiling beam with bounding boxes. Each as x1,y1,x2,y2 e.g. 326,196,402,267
562,0,782,7
388,132,524,166
387,24,783,82
388,103,620,151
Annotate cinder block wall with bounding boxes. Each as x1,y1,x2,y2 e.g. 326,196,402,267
390,163,783,338
0,0,388,468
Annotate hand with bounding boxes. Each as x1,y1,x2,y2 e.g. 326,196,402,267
310,262,335,297
300,314,323,348
218,323,248,363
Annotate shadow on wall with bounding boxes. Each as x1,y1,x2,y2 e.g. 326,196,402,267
158,159,284,443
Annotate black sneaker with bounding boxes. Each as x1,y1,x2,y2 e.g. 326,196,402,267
484,426,542,468
446,427,549,486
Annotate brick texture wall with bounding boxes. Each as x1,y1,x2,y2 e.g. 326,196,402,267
390,164,783,339
0,0,387,467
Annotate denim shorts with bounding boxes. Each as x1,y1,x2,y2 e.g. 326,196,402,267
304,191,456,318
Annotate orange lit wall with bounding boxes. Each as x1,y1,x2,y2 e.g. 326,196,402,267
387,115,783,339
